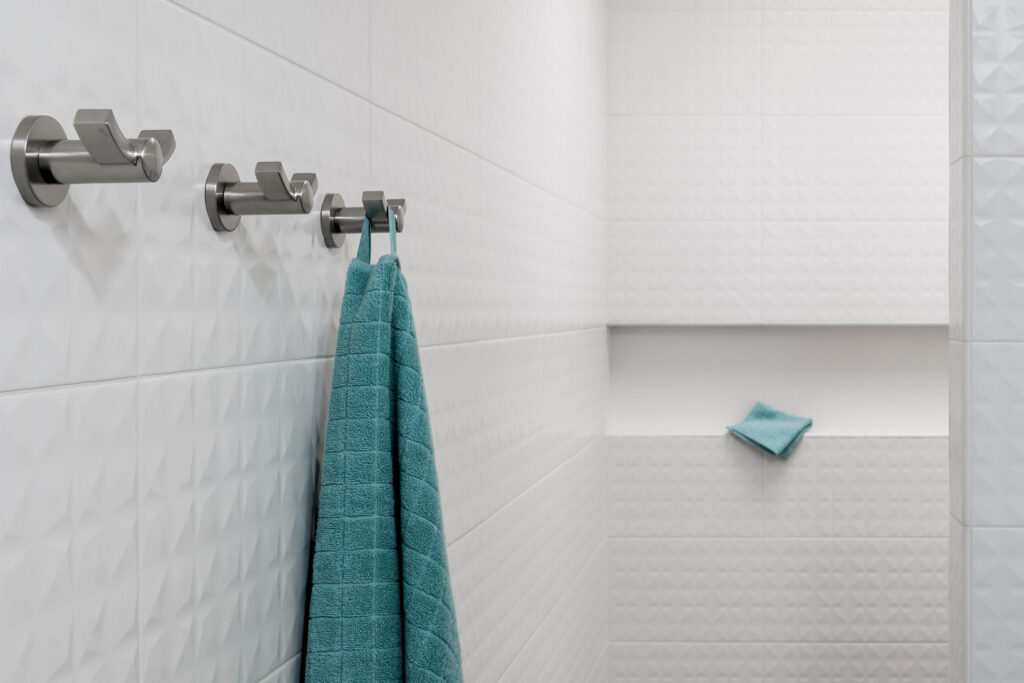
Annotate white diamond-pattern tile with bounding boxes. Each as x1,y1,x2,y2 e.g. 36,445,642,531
138,0,365,375
763,438,948,538
609,536,763,642
424,329,607,542
762,221,947,324
608,642,763,682
969,343,1024,526
370,0,480,151
372,112,606,346
763,116,947,222
0,382,138,683
609,9,761,115
763,9,946,116
764,537,948,643
762,642,948,682
0,0,138,393
971,527,1024,682
447,440,605,683
610,115,761,222
970,157,1024,341
608,436,763,538
499,543,608,683
608,222,761,324
169,0,370,97
971,0,1024,156
138,361,319,683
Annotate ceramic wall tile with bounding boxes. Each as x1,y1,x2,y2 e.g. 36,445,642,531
951,158,971,341
609,9,761,115
607,436,763,537
138,0,366,374
447,441,606,683
971,527,1024,682
608,222,761,324
970,157,1024,341
609,115,761,222
971,1,1024,156
763,9,946,116
0,0,138,393
763,642,948,682
168,0,371,96
608,642,763,682
0,382,138,683
423,329,607,542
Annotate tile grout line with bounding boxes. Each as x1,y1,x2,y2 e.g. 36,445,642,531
160,0,605,223
134,0,145,677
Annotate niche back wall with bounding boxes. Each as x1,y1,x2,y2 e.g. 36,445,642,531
0,2,608,682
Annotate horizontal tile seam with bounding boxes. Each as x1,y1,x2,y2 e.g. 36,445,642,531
496,538,608,682
421,326,607,351
608,114,947,119
605,639,950,645
161,1,607,222
607,534,950,540
609,9,946,13
603,433,950,439
446,433,604,548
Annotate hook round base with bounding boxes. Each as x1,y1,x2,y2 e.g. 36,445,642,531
205,163,241,232
11,115,70,207
321,193,345,248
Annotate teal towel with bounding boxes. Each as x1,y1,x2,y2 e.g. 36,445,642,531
306,212,463,682
727,402,812,459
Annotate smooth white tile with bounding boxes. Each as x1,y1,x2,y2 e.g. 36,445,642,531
949,341,969,525
951,158,970,341
609,9,761,115
0,0,138,392
950,517,969,683
971,527,1024,682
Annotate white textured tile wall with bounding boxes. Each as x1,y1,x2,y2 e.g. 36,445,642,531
0,1,609,681
952,3,1024,680
608,1,949,324
606,435,950,682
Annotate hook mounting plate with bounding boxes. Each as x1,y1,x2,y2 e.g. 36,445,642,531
11,115,70,207
205,163,242,232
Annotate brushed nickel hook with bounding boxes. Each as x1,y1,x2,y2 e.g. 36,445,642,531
205,161,318,232
320,191,406,248
10,109,176,207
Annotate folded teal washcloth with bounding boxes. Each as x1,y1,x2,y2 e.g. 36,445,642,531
727,402,812,459
305,212,463,682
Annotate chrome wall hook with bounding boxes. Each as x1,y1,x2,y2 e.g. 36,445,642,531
11,109,176,207
321,191,406,248
205,162,318,232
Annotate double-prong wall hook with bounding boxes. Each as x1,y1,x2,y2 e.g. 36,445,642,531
11,109,176,207
205,162,318,232
321,191,406,248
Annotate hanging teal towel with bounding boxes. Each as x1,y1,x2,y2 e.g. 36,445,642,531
727,402,813,459
306,211,463,682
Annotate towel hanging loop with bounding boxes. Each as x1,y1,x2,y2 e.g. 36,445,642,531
205,161,319,232
321,190,406,248
11,109,176,207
